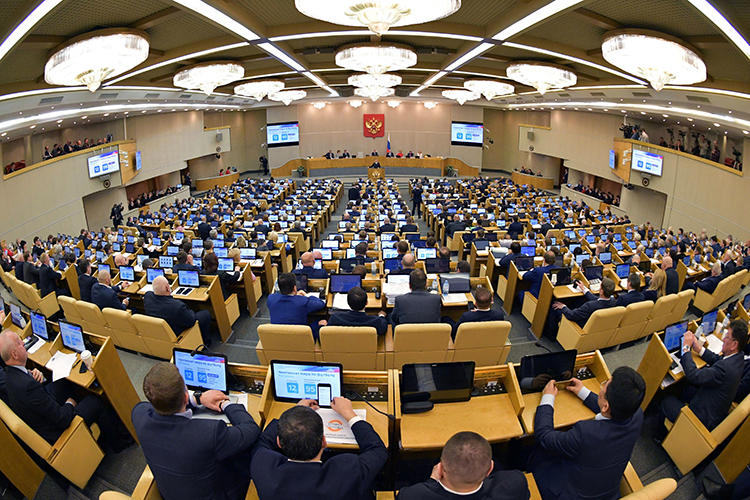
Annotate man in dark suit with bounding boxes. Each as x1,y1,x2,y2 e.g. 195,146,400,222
251,397,387,500
452,287,504,339
388,253,417,276
22,252,40,286
77,258,97,302
0,331,129,450
445,215,466,238
398,431,528,499
144,276,213,345
293,252,329,279
520,251,555,303
660,320,747,430
401,216,419,233
197,216,212,241
133,362,260,500
348,184,361,202
498,242,521,277
684,262,722,293
411,185,422,217
352,242,374,267
392,269,441,326
327,287,388,336
736,351,750,403
551,277,616,329
38,253,66,297
530,367,645,500
267,272,326,339
91,270,129,311
614,273,645,307
662,256,679,295
507,217,524,239
172,251,201,272
379,218,396,234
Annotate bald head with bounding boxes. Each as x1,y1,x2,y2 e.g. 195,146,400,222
300,252,314,267
401,253,416,269
114,253,127,266
661,256,673,270
153,276,171,295
98,269,111,285
0,331,25,366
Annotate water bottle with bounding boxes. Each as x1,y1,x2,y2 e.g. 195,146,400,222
443,280,449,296
371,260,377,275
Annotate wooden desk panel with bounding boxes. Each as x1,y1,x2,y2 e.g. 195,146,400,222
511,172,555,190
195,172,239,191
520,378,601,433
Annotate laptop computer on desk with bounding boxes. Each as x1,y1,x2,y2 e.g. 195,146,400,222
518,350,578,393
173,270,200,296
400,362,475,413
583,265,603,292
140,268,166,293
662,321,691,373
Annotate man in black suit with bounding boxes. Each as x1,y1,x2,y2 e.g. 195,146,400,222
348,184,361,202
144,276,213,345
294,252,329,279
507,217,524,239
351,242,374,267
389,253,417,275
445,215,466,238
551,277,616,329
133,362,260,500
401,216,419,233
327,287,388,335
251,397,387,500
38,253,67,297
197,216,212,241
736,351,750,403
392,269,441,326
398,431,529,499
172,251,201,272
684,262,722,293
529,367,645,500
660,320,747,430
614,273,645,307
661,256,679,295
0,331,129,450
22,252,40,286
379,217,396,233
91,270,129,311
452,287,504,339
77,258,97,302
498,242,521,277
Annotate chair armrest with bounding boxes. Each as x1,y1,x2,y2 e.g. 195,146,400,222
662,405,717,474
383,326,394,353
619,462,643,496
557,316,585,350
50,416,87,457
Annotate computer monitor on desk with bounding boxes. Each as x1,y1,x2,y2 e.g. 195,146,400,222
271,361,342,407
118,265,135,282
662,321,688,353
548,267,572,286
615,264,630,279
521,246,536,257
173,348,229,394
30,312,49,341
330,274,362,294
147,268,165,284
9,303,24,329
401,362,475,403
514,256,534,272
383,258,401,273
59,320,86,353
518,350,577,393
417,248,437,260
583,265,603,282
177,270,200,288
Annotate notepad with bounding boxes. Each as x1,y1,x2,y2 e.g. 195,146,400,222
706,334,724,355
46,351,77,382
317,408,366,444
331,293,351,310
441,293,467,304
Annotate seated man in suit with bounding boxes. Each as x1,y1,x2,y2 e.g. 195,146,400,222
251,397,387,500
379,217,396,234
144,276,213,345
452,287,505,339
389,253,417,275
77,258,97,302
445,215,466,238
267,272,326,339
22,251,40,287
661,256,680,295
392,269,441,326
172,250,201,272
660,320,747,431
614,273,645,307
397,431,529,499
325,286,388,336
352,242,374,267
38,252,68,297
498,242,521,277
401,216,419,233
519,251,556,304
91,269,129,311
530,367,645,500
133,362,260,500
0,330,131,451
684,262,722,293
507,217,524,239
293,252,329,279
550,277,616,329
736,350,750,403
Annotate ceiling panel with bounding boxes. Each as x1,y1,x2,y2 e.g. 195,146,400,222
524,14,604,52
444,0,516,28
34,0,170,36
147,11,229,50
587,0,716,37
234,0,310,27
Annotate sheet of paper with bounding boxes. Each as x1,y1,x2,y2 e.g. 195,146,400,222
45,351,78,382
27,338,45,354
316,408,366,445
566,284,583,293
331,293,351,310
248,259,265,267
706,334,724,355
140,284,153,293
441,293,467,304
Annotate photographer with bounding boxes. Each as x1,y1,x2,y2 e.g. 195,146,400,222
110,203,124,228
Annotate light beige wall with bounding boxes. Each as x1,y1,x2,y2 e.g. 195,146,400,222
188,154,225,179
204,110,265,172
1,138,25,166
82,185,129,232
448,105,483,168
482,109,550,171
619,184,667,228
519,151,560,180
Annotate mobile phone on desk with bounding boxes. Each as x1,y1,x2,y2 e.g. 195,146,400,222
317,383,332,408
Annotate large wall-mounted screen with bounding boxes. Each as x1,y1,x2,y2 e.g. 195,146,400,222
87,150,120,178
631,149,663,176
267,121,300,148
450,121,483,147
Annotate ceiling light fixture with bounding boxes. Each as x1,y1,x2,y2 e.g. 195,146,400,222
601,30,706,91
234,80,285,101
423,101,437,109
506,62,576,95
0,0,64,64
294,0,461,36
348,73,402,88
45,28,150,92
268,90,307,106
463,80,514,100
173,61,244,95
349,99,363,108
335,44,417,74
441,89,479,105
312,102,327,109
387,100,401,108
354,86,395,101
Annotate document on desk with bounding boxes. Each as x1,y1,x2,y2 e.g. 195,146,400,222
316,408,366,444
46,351,78,382
706,334,724,355
246,259,265,267
566,284,583,293
441,293,467,304
27,338,46,354
331,293,351,310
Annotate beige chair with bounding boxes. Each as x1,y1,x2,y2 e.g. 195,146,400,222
319,326,383,370
451,321,511,365
256,324,320,365
17,280,59,317
667,289,694,325
621,479,676,500
102,308,149,354
131,314,203,360
388,323,452,369
75,300,112,338
0,399,103,489
58,295,84,324
557,306,626,352
610,301,653,346
643,294,678,335
662,392,750,474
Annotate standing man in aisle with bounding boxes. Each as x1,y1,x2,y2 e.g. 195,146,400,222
411,182,423,218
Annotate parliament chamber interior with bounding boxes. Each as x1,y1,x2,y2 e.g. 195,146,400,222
0,0,749,499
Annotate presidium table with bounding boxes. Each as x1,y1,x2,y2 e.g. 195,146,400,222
273,156,480,178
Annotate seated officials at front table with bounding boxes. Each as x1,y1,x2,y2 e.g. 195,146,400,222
268,272,326,338
251,397,387,500
325,286,388,336
77,258,97,302
133,363,260,500
91,269,129,311
143,276,214,345
397,431,529,500
0,331,131,452
392,269,441,326
660,320,747,431
452,287,504,339
294,252,329,279
530,367,646,500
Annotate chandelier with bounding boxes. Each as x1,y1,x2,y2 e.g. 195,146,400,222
387,100,401,108
348,73,402,88
423,101,437,109
463,80,514,100
601,30,706,91
268,90,307,106
234,80,285,101
312,102,327,109
336,44,417,74
349,99,363,108
442,89,479,105
506,62,576,95
354,86,395,102
44,28,150,92
173,61,244,95
295,0,461,36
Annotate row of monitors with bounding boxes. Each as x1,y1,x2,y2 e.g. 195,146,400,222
295,273,472,294
5,301,87,353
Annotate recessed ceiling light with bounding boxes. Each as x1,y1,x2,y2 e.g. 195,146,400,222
103,113,109,117
0,132,6,137
81,115,87,119
621,110,626,113
603,108,608,111
662,114,669,117
141,110,147,113
713,122,720,127
708,127,711,130
56,119,62,123
724,130,728,134
743,130,749,134
728,110,732,114
640,111,646,115
29,125,35,129
697,105,701,108
687,117,693,121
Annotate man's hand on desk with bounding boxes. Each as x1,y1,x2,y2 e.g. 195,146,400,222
297,399,320,410
29,368,44,383
552,301,565,310
542,379,558,397
682,331,700,352
201,390,230,412
296,290,307,297
331,397,356,421
566,378,584,395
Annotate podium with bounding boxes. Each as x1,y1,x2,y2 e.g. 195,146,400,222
368,167,385,180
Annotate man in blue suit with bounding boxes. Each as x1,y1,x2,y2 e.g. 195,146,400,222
530,367,646,500
326,287,388,335
132,362,260,500
614,274,645,307
90,270,129,310
683,262,722,293
660,320,747,430
293,252,329,279
550,278,616,332
518,251,555,305
251,397,387,500
268,272,326,339
77,258,97,302
497,242,521,278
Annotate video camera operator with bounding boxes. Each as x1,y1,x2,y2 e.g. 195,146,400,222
110,202,124,228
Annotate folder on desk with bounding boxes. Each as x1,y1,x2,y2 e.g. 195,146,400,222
331,293,351,310
316,408,366,444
